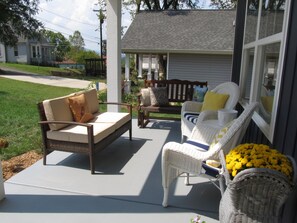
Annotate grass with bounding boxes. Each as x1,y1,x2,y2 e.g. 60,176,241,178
0,77,79,160
0,62,106,82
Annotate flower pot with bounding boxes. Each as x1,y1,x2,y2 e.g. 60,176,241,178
219,155,296,223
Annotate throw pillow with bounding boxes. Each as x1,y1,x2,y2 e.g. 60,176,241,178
68,94,94,123
149,87,169,106
201,91,229,111
261,96,273,113
209,120,234,151
192,86,208,102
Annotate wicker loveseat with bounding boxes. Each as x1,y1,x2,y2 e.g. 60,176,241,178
37,88,132,174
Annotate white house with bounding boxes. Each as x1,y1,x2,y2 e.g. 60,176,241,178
0,36,55,65
122,10,236,89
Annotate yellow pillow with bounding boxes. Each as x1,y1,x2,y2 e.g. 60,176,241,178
201,91,229,111
68,94,94,123
261,96,273,113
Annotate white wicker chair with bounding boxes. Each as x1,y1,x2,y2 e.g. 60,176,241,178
181,82,240,142
161,102,258,207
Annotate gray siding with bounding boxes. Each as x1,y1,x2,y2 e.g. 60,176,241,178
0,44,5,62
168,53,232,89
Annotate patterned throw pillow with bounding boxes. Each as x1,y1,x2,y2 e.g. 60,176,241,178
192,86,208,102
209,120,234,151
149,87,169,106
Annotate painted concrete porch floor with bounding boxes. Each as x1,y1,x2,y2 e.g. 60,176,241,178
0,119,220,223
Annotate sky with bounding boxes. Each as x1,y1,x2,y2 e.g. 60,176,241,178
37,0,134,52
36,0,212,52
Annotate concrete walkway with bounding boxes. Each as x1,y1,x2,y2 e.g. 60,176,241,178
0,67,106,90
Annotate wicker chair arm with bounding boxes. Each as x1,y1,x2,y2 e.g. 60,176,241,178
196,110,219,124
181,101,203,113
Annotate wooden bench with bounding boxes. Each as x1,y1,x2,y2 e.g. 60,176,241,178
137,79,207,128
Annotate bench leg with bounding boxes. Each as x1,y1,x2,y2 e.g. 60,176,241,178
138,111,145,128
90,153,95,174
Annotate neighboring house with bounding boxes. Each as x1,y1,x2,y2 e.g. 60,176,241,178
122,10,236,88
0,36,55,65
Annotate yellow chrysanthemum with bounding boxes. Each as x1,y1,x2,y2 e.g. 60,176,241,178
225,143,293,180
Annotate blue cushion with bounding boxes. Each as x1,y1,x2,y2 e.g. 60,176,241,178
202,162,220,177
192,86,208,102
184,140,209,151
184,113,198,124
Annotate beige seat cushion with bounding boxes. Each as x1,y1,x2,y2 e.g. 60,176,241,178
43,94,74,130
47,122,116,144
75,88,99,114
92,112,131,129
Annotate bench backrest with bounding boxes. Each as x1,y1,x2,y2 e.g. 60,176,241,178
144,79,207,103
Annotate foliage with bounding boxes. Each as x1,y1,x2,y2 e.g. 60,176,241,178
42,30,71,61
68,48,100,64
0,0,43,46
0,78,76,160
191,215,206,223
226,144,293,180
69,30,85,51
210,0,237,9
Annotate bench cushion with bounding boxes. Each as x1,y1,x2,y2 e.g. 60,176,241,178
43,94,74,130
47,122,116,144
92,112,131,129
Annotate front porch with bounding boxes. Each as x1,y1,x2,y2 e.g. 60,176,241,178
0,119,220,223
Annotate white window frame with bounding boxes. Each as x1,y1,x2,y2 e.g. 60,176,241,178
239,0,292,142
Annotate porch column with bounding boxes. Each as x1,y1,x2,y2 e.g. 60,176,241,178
147,54,152,80
138,54,143,78
124,54,131,93
106,0,121,112
0,164,5,201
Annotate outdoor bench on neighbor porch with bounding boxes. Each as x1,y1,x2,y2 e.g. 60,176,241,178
37,88,132,174
137,79,208,128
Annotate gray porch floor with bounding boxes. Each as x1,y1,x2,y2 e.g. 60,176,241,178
0,119,220,223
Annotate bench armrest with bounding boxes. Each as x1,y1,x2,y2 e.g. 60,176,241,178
100,102,132,116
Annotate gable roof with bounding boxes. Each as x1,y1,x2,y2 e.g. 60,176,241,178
122,10,236,54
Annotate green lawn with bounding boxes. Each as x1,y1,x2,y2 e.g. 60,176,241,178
0,62,106,82
0,77,78,160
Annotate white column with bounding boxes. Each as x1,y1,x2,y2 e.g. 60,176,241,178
124,54,131,93
107,0,121,112
138,54,143,78
0,164,5,201
147,54,152,80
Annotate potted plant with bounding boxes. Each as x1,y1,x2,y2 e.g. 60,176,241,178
219,143,296,223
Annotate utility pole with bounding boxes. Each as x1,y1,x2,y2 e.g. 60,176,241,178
93,7,105,75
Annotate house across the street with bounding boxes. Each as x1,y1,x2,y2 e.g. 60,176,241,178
0,36,55,65
122,9,236,89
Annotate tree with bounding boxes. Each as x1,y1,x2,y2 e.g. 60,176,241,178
42,30,71,61
69,30,85,51
0,0,43,46
209,0,237,9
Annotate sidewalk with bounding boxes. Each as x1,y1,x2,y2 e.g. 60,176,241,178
0,67,106,90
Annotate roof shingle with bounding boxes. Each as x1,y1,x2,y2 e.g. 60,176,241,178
122,10,236,54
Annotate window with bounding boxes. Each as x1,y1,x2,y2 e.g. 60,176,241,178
14,46,18,57
239,0,291,142
32,45,36,58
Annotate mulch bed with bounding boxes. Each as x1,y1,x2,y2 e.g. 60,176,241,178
1,151,42,181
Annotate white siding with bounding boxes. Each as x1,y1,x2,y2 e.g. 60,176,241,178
168,53,233,90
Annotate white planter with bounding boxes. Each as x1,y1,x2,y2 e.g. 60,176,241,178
0,163,5,200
